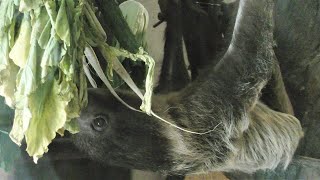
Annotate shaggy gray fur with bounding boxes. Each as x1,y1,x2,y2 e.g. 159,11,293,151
72,0,303,175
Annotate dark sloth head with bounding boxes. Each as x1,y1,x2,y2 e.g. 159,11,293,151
72,88,173,172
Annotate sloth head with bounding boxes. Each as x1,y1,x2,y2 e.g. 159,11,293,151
72,88,174,172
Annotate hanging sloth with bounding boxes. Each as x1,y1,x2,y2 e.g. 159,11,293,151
72,0,303,175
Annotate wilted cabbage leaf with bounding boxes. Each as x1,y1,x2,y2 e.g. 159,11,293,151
25,73,68,163
0,0,87,163
0,0,17,108
0,0,155,165
9,14,32,68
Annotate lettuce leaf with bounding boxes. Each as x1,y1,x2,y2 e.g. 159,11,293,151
0,0,155,165
19,0,43,12
3,0,86,162
0,1,18,107
9,13,32,68
55,0,71,47
119,0,149,48
25,73,68,163
10,33,43,146
0,61,19,108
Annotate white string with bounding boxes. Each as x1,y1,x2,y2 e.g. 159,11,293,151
83,56,98,88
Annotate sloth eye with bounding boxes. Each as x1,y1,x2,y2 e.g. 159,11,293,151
91,115,108,132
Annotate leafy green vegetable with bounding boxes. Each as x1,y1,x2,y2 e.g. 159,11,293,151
119,0,149,48
0,0,18,108
0,0,155,165
55,0,71,46
0,0,87,163
0,61,19,108
25,72,69,163
9,13,32,68
83,1,155,115
19,0,43,12
101,45,155,115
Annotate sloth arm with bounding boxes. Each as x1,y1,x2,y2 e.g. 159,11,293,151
170,0,276,132
159,0,303,174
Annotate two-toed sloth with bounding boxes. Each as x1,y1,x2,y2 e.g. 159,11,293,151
72,0,303,175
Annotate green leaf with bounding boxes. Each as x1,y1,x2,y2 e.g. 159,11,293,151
30,7,50,43
38,20,52,49
40,36,63,81
55,0,70,46
10,101,32,146
0,61,19,108
19,0,43,12
0,9,20,108
64,119,79,134
15,34,42,100
58,76,81,120
0,0,16,71
10,34,43,146
44,0,57,26
9,13,32,68
0,0,16,32
105,46,155,115
25,73,68,163
59,53,74,81
84,3,107,42
119,0,149,48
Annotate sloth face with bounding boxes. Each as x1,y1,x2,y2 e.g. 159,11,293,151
72,88,173,172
